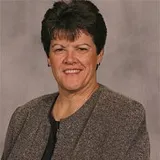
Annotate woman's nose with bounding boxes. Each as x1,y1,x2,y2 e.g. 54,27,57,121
63,50,78,64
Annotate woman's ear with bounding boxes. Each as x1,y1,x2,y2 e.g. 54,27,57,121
97,49,104,64
47,58,51,67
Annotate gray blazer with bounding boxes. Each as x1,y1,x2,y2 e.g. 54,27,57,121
1,84,150,160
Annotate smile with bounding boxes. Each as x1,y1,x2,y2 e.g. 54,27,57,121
64,69,82,74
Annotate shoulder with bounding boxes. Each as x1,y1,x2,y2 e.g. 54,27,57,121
10,93,58,127
98,84,146,123
6,92,58,137
16,93,57,113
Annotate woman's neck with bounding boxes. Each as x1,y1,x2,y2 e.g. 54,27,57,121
53,83,99,121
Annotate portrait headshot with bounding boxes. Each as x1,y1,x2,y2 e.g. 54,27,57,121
0,0,159,160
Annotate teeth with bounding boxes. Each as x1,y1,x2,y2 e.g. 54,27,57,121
64,69,81,73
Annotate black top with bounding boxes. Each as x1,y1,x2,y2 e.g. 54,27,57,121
41,106,59,160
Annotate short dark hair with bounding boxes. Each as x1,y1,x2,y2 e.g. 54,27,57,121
41,0,107,57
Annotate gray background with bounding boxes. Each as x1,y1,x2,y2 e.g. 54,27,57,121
0,0,159,159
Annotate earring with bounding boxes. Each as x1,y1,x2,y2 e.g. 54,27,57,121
96,63,100,70
48,64,51,67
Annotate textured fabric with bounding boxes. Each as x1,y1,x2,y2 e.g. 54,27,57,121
1,84,150,160
41,108,59,160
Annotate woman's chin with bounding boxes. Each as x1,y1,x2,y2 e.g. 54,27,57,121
60,83,84,93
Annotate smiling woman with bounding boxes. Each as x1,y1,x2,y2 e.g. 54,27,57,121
48,32,103,94
1,0,150,160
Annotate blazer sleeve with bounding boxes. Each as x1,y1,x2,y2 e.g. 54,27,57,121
125,111,150,160
1,107,28,160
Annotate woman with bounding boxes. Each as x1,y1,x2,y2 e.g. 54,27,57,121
2,0,150,160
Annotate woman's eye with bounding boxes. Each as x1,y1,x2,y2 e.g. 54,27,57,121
54,48,64,53
78,48,88,52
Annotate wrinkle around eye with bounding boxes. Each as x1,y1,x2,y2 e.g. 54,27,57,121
76,47,89,54
52,48,66,54
79,48,88,51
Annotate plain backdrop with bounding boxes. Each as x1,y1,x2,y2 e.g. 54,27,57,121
0,0,159,159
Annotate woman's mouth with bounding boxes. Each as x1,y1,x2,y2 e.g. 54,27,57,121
63,69,82,74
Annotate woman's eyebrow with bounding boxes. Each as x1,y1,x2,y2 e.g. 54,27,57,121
51,43,91,48
51,44,65,48
75,43,91,47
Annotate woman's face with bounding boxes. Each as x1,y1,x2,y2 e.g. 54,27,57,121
48,31,103,93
